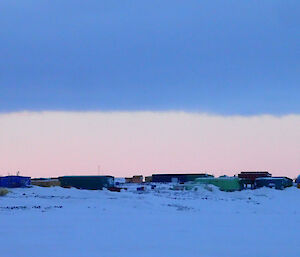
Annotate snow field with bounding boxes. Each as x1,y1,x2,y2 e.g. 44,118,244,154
0,185,299,257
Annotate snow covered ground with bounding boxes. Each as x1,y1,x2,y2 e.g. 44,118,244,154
1,185,299,257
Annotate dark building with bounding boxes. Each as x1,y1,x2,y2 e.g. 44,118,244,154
238,171,272,189
296,175,300,184
238,171,271,180
296,175,300,189
58,176,114,190
0,176,31,188
255,177,293,190
151,173,213,183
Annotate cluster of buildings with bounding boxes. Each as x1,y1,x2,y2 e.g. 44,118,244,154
0,171,300,192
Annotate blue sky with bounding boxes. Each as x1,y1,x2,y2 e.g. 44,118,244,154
1,0,299,115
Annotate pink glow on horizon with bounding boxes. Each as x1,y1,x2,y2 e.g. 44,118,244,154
0,111,299,178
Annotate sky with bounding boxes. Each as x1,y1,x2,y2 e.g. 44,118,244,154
1,112,300,178
0,1,299,177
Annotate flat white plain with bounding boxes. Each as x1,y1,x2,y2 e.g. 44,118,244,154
0,185,299,257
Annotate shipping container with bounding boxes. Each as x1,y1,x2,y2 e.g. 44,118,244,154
145,176,152,183
125,175,143,183
255,177,293,190
193,177,242,192
58,176,114,190
238,171,271,180
0,176,31,188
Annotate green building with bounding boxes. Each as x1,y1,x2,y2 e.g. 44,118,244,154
191,177,242,192
58,176,114,190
